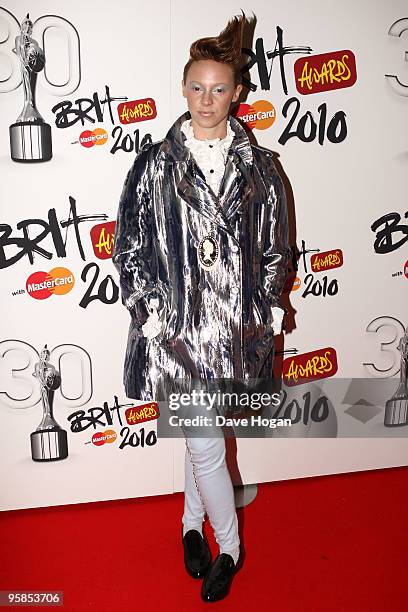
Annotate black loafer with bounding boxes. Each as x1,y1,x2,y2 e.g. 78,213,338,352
182,528,212,579
201,552,242,602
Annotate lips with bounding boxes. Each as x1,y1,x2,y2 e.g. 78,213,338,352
198,111,214,116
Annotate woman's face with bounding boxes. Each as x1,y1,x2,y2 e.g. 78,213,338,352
182,59,242,136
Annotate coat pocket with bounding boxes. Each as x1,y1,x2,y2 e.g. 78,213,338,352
252,289,274,333
246,290,274,367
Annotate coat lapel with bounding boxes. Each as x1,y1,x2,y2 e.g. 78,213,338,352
219,154,253,220
176,153,249,239
160,110,254,239
176,156,232,236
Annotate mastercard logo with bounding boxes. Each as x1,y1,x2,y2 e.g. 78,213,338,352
234,100,276,130
291,277,301,292
79,128,108,148
26,267,75,300
92,430,117,446
283,275,300,293
404,260,408,279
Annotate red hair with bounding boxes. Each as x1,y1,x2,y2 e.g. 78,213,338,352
182,11,246,86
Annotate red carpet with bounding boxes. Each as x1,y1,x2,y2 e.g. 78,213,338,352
1,466,407,611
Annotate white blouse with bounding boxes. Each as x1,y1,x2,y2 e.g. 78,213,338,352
181,118,235,196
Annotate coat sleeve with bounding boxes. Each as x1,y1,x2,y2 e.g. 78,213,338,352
112,145,167,324
260,155,291,313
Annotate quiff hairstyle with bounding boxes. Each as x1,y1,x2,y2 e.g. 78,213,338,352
182,11,246,87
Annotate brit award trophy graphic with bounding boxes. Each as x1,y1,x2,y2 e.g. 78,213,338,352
384,326,408,426
9,13,52,162
31,345,68,461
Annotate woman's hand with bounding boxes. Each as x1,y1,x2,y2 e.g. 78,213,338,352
271,306,284,335
141,298,163,340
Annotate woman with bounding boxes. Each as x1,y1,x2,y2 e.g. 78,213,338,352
113,13,291,603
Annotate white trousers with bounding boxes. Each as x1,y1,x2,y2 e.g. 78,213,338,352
180,407,240,559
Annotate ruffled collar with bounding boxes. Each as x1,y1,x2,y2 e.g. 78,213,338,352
181,118,235,152
160,110,253,167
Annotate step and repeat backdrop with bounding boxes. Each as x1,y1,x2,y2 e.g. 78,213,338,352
0,0,407,511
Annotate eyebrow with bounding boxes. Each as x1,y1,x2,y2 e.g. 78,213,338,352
188,81,230,87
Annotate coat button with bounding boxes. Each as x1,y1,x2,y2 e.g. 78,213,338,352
231,244,239,253
230,286,239,294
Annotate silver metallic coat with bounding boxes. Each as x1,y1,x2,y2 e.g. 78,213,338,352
112,110,291,401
